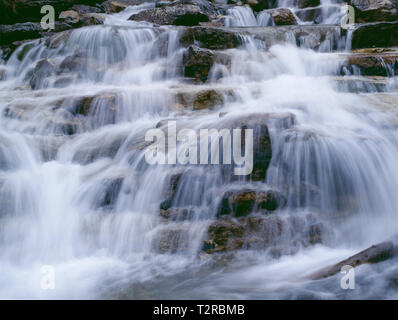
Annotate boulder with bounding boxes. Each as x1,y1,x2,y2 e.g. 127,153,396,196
45,30,73,49
28,58,57,90
203,212,325,254
80,13,106,26
159,173,182,210
182,46,214,82
176,88,226,109
95,177,124,209
53,91,120,130
351,21,398,49
59,10,80,24
59,54,88,72
72,96,96,116
15,41,35,61
109,1,128,12
57,53,105,78
182,45,231,82
203,219,245,253
309,241,395,280
217,189,286,217
179,26,242,50
192,89,224,110
225,112,296,181
349,0,398,22
263,8,298,26
294,7,323,23
129,4,211,26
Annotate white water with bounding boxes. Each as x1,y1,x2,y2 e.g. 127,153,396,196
1,4,398,299
226,1,345,26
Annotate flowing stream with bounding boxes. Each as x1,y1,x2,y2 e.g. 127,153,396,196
1,3,398,299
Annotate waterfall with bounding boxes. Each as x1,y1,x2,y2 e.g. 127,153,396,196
1,1,398,299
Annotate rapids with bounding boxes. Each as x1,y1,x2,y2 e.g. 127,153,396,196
1,2,398,299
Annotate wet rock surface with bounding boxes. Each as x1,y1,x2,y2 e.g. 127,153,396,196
182,46,216,82
217,189,286,217
351,21,398,49
203,213,326,254
129,4,211,26
263,8,298,26
154,226,190,253
175,88,231,109
181,45,233,82
227,112,296,181
349,0,398,23
342,49,398,76
179,26,242,50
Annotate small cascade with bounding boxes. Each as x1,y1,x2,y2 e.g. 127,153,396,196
0,0,397,299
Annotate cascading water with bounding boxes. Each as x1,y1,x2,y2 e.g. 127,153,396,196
1,2,398,299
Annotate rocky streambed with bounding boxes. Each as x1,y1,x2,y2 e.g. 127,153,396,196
1,0,398,299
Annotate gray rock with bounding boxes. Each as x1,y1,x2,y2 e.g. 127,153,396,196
28,58,57,90
225,112,296,181
217,189,287,217
129,4,211,26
